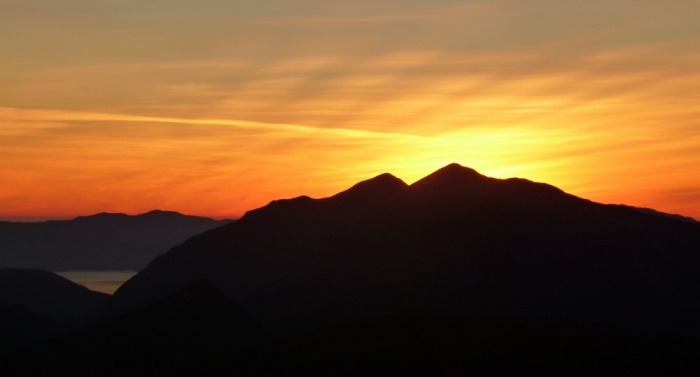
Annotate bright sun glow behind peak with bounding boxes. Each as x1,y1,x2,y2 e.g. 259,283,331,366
1,0,700,221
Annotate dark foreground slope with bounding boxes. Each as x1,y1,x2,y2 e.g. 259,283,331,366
10,312,698,376
0,269,110,348
0,210,231,270
233,313,698,377
115,164,700,340
8,280,268,377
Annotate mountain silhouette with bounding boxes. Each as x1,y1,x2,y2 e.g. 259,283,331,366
0,210,231,270
114,164,700,342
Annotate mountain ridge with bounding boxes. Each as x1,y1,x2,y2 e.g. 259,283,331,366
3,164,700,375
115,164,700,340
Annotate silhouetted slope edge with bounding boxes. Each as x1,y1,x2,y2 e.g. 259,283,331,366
331,172,408,202
632,206,698,223
8,279,267,377
115,164,700,342
0,269,110,345
0,210,232,270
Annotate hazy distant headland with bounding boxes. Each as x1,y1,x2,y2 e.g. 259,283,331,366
0,210,232,271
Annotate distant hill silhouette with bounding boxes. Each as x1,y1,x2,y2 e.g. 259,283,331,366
115,164,700,342
0,269,109,346
0,210,231,270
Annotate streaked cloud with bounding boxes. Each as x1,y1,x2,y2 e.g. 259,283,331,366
1,0,699,220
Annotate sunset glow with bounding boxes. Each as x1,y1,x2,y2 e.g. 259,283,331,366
2,0,699,220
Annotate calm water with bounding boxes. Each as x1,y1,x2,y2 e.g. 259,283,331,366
56,270,137,295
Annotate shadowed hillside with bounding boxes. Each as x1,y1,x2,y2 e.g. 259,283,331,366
8,280,268,377
0,269,110,347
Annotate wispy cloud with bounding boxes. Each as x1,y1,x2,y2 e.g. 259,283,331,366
1,0,699,220
0,106,424,139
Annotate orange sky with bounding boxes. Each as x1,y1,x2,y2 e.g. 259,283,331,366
1,1,699,221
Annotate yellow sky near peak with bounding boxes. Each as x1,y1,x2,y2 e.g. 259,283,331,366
1,0,700,221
